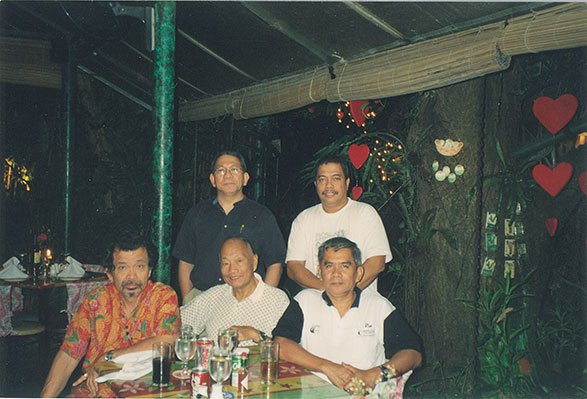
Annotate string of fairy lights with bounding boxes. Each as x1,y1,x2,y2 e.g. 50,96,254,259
335,100,406,197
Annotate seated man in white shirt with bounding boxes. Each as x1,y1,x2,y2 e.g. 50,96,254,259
181,237,289,344
273,237,422,396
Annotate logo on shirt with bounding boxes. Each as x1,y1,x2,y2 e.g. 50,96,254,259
310,325,320,334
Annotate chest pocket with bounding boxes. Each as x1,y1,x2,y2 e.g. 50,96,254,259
350,325,381,368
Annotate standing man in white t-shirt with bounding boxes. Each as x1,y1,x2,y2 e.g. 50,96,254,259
286,155,392,295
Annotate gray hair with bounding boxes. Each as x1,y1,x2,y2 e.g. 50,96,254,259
317,237,362,267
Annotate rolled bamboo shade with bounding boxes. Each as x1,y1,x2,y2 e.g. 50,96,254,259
179,67,330,121
175,2,586,121
0,37,62,89
499,2,587,56
326,21,509,102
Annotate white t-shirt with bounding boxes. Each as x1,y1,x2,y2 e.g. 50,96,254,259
180,273,289,345
286,198,392,294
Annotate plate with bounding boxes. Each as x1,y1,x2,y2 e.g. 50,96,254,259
59,276,84,281
0,277,28,282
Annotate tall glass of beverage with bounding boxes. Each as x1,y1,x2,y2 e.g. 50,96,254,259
260,340,279,384
152,342,172,387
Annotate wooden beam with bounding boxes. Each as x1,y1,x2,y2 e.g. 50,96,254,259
241,2,334,64
344,2,407,41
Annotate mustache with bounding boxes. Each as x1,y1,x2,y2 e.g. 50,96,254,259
321,190,339,195
121,280,144,290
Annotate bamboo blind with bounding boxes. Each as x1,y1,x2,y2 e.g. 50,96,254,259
0,37,62,89
326,21,509,102
179,67,330,121
498,2,587,56
179,3,586,122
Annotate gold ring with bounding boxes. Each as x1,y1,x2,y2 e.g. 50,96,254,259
83,373,88,378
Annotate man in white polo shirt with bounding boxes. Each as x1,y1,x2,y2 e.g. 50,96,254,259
273,237,422,395
181,237,289,344
286,155,391,296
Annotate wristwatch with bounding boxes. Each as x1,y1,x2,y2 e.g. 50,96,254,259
258,331,268,342
104,350,115,362
379,365,394,382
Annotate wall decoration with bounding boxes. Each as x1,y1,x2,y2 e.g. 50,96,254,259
351,186,363,200
545,217,558,237
481,257,496,276
349,100,370,127
504,218,515,237
504,260,516,279
486,232,498,252
532,94,578,134
505,239,516,257
485,212,497,229
579,171,587,196
348,144,370,169
532,162,573,197
434,138,464,156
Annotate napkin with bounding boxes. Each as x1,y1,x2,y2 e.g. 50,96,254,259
96,350,152,382
57,256,86,278
0,257,28,280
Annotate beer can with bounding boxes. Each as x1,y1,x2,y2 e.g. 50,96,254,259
190,367,209,398
196,338,214,369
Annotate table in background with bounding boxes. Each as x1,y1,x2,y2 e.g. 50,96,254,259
0,266,109,335
104,346,348,399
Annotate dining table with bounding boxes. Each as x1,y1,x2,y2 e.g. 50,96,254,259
0,265,110,335
98,345,350,399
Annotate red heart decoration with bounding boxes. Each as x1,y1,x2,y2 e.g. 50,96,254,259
545,218,558,237
352,186,363,200
532,162,573,197
350,100,369,127
348,144,370,169
579,172,587,196
532,94,578,134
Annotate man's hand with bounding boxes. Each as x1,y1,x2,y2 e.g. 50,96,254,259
320,362,354,390
72,365,99,397
341,363,381,391
231,325,260,342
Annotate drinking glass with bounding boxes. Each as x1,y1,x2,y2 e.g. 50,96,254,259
175,335,196,379
208,346,231,399
152,342,172,387
260,340,279,384
217,327,238,355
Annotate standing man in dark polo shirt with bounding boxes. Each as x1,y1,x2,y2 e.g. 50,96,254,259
173,151,286,304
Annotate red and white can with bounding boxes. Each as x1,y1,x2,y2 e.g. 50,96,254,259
190,367,209,398
196,337,214,369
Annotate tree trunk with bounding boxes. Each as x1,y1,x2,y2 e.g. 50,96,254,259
405,79,486,393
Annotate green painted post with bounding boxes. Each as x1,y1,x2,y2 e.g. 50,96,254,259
152,2,175,283
64,38,76,254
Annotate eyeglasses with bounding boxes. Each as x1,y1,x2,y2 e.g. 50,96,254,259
214,167,242,176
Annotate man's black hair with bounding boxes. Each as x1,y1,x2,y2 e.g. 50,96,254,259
103,229,156,272
210,151,248,174
317,236,362,267
313,155,350,180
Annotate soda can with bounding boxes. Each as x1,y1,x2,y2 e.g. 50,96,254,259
231,348,249,389
196,337,214,369
191,367,209,398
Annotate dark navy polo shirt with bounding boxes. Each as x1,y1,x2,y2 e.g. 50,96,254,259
172,197,286,291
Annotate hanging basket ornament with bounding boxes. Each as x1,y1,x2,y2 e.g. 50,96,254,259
532,94,578,134
434,138,464,156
